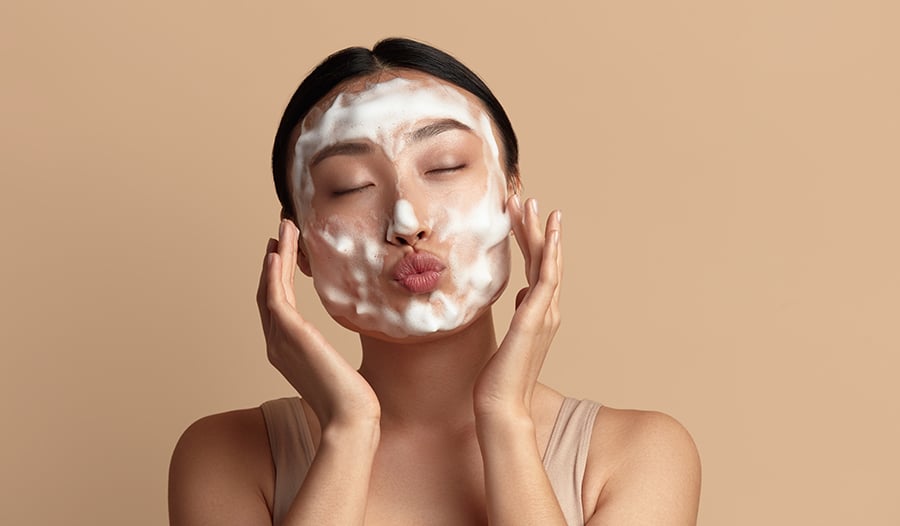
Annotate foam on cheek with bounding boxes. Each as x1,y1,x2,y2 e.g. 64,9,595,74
312,227,414,337
436,112,512,326
307,221,378,300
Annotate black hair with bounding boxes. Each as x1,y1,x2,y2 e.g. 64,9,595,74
271,37,519,221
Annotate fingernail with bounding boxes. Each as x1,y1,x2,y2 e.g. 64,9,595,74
555,210,562,224
529,199,538,216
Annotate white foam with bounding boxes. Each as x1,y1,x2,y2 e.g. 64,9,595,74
387,199,420,241
292,77,511,338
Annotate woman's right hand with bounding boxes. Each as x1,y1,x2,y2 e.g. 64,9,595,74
256,219,381,430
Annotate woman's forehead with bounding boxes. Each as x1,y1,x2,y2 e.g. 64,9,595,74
298,70,488,137
292,72,501,173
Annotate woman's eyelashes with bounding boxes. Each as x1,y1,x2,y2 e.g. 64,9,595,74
332,183,374,197
327,157,470,197
425,164,467,175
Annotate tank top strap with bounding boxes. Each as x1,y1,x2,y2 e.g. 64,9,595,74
260,397,315,526
542,397,602,526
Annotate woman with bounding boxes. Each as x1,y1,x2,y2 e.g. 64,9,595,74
169,38,701,525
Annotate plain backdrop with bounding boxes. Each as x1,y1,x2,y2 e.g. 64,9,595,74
2,1,898,524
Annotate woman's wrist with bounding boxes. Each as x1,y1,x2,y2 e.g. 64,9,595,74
474,394,532,423
474,407,536,448
476,408,568,525
320,417,381,454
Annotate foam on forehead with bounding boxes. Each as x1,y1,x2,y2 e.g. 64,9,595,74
290,77,503,217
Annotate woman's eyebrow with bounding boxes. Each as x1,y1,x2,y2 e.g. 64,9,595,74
309,142,372,167
409,119,474,143
309,120,472,167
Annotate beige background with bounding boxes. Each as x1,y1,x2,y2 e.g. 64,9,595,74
2,1,898,524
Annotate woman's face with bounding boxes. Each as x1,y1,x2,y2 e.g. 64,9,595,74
290,71,512,340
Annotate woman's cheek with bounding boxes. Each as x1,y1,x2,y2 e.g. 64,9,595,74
302,223,387,314
489,238,512,287
438,198,511,319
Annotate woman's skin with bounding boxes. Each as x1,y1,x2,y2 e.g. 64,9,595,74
168,70,701,525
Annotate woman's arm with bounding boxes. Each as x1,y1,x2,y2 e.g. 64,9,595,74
474,196,568,525
259,219,382,525
170,220,381,526
475,198,701,525
168,409,380,526
477,411,569,525
278,420,379,526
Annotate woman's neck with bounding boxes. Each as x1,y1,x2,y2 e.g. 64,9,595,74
357,309,498,431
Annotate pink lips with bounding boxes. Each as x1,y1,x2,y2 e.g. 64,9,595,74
392,252,446,294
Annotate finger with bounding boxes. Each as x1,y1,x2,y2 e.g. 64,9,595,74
256,238,278,331
257,238,277,303
285,219,300,287
524,198,544,286
266,249,289,315
277,220,291,285
277,219,298,308
530,210,562,304
508,195,532,275
554,211,563,305
541,210,562,282
544,212,563,326
548,225,562,330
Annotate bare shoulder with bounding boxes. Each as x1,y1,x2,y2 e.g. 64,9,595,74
168,408,274,526
583,407,701,525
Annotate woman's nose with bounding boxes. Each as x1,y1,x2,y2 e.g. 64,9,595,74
386,198,430,246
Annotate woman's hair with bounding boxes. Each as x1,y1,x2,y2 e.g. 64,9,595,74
271,37,520,221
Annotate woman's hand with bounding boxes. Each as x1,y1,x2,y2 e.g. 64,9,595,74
473,196,562,421
257,219,381,429
472,197,569,525
256,219,381,525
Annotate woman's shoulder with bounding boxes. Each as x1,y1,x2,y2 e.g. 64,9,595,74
172,406,272,462
591,406,698,453
583,406,701,524
168,406,275,524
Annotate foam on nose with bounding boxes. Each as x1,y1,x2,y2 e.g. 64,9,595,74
388,199,420,239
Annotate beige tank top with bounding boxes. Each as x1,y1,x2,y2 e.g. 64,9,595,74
260,396,601,526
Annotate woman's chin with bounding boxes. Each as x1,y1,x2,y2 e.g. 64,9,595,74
320,272,510,345
330,303,496,345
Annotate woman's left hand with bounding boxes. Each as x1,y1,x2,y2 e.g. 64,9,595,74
473,195,562,421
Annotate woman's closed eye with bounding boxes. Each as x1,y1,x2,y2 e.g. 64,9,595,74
332,183,374,196
425,164,467,175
